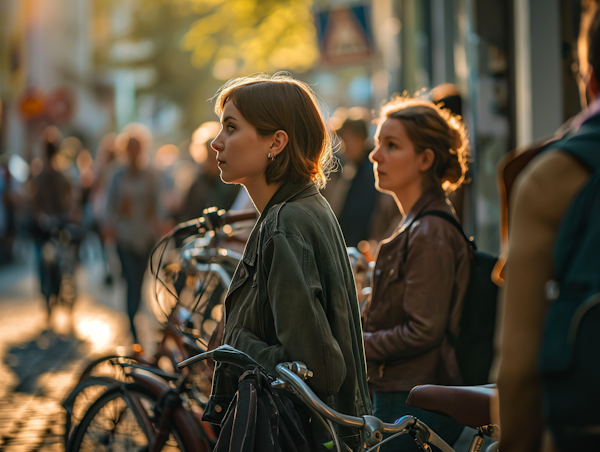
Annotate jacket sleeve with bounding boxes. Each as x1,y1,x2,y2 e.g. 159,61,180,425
233,231,346,398
363,220,456,362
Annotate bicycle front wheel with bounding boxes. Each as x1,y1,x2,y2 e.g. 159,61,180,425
68,384,189,452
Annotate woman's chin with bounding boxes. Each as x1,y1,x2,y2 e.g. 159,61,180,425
375,181,392,194
219,172,241,186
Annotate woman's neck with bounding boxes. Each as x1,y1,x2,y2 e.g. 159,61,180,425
244,179,283,214
393,183,425,217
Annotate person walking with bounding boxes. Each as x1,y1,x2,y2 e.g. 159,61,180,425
90,132,118,285
362,96,471,451
31,127,73,319
104,123,159,345
204,74,371,451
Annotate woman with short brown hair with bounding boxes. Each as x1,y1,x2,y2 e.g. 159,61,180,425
362,96,471,451
205,73,372,450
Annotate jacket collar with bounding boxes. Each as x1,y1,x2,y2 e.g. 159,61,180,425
397,186,449,234
242,180,318,266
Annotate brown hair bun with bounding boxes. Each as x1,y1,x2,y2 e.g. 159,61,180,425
378,94,470,194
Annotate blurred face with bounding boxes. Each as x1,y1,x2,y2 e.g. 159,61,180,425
578,0,600,107
126,138,141,167
339,129,367,164
211,101,271,186
369,118,428,197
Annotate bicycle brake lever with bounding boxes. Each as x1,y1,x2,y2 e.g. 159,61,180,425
412,421,454,452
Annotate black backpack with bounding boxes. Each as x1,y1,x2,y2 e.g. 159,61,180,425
412,211,499,385
537,119,600,450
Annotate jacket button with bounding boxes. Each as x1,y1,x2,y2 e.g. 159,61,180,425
389,268,395,276
240,268,245,277
215,405,222,413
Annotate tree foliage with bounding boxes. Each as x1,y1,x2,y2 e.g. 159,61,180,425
180,0,319,75
94,0,319,132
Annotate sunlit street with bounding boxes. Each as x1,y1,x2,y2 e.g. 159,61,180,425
0,239,158,450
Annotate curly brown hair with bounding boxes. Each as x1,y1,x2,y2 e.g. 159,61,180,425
378,95,470,194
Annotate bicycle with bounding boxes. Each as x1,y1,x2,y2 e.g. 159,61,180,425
63,209,256,450
37,213,82,317
175,345,500,452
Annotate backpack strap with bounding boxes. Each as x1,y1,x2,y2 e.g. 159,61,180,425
402,210,475,263
415,210,477,250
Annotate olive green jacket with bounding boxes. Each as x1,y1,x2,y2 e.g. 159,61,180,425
203,181,372,445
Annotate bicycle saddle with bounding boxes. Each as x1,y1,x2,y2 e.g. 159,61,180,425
406,384,496,429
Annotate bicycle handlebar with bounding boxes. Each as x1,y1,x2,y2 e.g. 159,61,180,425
177,344,262,370
175,209,257,237
275,363,365,429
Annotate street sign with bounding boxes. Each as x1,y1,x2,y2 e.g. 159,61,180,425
316,5,374,66
18,89,45,121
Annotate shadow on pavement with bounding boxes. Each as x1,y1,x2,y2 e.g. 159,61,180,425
4,329,87,394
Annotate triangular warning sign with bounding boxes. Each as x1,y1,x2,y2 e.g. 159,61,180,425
320,6,373,65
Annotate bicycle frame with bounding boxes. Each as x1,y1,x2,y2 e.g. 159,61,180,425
128,370,212,452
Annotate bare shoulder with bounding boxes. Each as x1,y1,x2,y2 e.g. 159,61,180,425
519,150,589,194
513,150,591,223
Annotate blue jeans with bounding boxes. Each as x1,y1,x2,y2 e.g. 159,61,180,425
373,391,464,452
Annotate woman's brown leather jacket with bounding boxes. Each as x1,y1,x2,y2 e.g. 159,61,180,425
363,187,471,392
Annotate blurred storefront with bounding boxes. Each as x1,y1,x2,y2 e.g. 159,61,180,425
308,0,581,254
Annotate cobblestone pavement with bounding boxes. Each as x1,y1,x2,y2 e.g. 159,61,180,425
0,241,161,452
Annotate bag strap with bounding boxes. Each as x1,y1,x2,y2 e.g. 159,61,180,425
402,210,475,264
415,210,477,250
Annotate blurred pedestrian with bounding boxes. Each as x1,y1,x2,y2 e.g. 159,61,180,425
180,121,239,221
90,133,119,284
0,155,17,264
495,1,600,450
104,123,159,345
30,126,73,318
322,109,400,248
362,96,470,451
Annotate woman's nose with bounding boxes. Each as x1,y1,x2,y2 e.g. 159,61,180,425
369,146,381,163
211,135,222,152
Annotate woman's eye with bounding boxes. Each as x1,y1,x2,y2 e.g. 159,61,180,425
388,142,397,149
227,124,235,132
